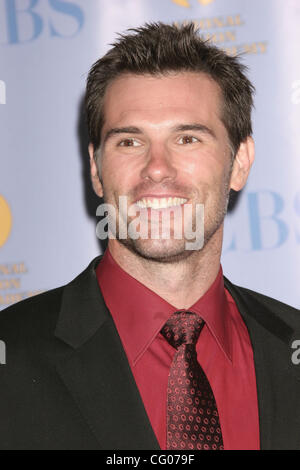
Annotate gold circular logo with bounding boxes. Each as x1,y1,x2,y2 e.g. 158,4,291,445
0,195,12,247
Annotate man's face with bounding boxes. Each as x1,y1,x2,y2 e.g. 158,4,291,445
90,71,251,262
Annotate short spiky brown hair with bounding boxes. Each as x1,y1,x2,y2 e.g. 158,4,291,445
85,22,254,157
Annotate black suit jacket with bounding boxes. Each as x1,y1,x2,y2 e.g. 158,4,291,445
0,255,300,450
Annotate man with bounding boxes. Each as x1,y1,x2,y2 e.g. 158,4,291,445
0,22,299,450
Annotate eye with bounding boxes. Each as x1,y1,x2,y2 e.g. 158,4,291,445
178,135,199,145
118,138,141,147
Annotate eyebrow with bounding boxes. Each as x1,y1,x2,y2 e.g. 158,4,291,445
172,123,216,139
103,126,142,144
103,123,216,144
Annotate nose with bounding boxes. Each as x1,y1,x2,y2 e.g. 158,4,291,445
140,144,177,183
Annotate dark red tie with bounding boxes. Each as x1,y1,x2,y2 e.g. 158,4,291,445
160,310,224,450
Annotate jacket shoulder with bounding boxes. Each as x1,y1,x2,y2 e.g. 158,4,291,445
0,257,102,344
225,278,300,330
0,286,64,338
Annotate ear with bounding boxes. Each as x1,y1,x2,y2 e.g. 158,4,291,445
88,143,103,198
230,136,255,191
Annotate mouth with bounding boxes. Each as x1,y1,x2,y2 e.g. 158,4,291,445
135,196,189,210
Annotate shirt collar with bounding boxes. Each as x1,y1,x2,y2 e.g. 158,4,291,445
96,248,232,366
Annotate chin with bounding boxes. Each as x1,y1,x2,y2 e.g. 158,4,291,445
118,237,197,263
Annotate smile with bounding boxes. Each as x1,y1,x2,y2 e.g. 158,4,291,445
135,197,188,210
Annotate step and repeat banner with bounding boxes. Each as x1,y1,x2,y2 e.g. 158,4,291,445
0,0,300,310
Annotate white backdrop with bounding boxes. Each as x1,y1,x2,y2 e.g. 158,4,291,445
1,0,300,310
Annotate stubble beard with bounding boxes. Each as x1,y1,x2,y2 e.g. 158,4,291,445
102,176,231,265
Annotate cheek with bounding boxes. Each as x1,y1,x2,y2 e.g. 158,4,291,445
101,152,123,184
184,151,224,185
189,160,231,206
101,153,138,196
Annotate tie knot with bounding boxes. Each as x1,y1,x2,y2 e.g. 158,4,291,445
160,311,204,349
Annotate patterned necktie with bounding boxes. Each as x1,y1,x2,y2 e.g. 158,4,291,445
160,310,224,450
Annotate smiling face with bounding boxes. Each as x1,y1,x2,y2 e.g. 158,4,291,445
89,71,254,262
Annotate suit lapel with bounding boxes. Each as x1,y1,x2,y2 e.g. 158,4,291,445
54,256,160,450
224,277,300,450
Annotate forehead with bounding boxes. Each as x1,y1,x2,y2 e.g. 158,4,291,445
102,71,223,130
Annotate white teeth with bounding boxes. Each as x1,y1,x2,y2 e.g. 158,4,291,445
136,197,188,209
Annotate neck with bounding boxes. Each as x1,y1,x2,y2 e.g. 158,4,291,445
108,227,223,309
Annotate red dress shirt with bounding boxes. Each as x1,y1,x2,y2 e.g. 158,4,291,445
96,248,260,450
